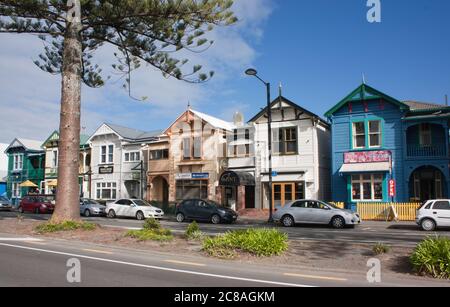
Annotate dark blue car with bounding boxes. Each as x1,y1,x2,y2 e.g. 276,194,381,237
175,199,238,224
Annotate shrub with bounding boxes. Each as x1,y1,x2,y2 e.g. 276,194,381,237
410,236,450,279
35,221,97,233
373,243,390,255
203,228,288,259
143,218,161,230
185,221,204,240
126,229,173,242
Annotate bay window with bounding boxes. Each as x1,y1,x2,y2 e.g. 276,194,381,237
96,182,117,200
351,174,383,201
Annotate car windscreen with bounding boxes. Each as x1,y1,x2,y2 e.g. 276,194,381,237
0,196,9,201
133,200,151,207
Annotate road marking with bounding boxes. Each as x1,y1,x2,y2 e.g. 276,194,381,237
165,260,206,267
0,243,314,287
0,237,44,242
82,249,113,255
284,273,348,282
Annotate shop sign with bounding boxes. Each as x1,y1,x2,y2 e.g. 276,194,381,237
99,166,114,174
344,151,391,164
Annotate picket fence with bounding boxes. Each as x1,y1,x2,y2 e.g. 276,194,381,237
356,202,421,221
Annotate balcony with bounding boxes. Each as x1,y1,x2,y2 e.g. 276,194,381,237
406,143,447,158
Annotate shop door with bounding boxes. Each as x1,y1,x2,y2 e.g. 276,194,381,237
245,186,255,209
272,183,296,207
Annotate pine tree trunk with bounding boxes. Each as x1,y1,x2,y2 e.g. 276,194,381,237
51,2,82,223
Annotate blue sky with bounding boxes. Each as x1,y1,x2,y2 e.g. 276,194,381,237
1,0,449,143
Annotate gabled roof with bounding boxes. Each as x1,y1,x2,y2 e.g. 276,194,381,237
42,130,91,148
248,95,329,127
190,109,236,131
5,138,44,153
89,123,161,143
324,84,409,117
163,109,236,134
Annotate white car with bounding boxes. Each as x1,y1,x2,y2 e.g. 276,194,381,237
106,199,164,220
416,199,450,231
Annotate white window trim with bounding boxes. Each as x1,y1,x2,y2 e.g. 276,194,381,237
99,144,114,165
351,174,384,202
352,122,366,149
124,151,141,163
95,181,118,200
368,120,382,148
12,182,21,198
52,149,58,168
13,154,24,171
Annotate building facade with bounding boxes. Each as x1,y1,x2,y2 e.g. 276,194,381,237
249,96,331,209
157,108,233,204
0,143,8,196
41,131,91,197
326,84,450,209
88,123,160,202
4,138,45,205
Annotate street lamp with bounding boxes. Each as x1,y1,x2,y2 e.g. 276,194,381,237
245,68,274,223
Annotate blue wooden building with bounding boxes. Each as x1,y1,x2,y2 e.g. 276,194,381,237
325,84,450,210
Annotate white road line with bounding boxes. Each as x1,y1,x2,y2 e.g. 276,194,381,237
0,243,315,287
0,238,44,242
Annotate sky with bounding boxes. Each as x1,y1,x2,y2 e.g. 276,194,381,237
0,0,449,144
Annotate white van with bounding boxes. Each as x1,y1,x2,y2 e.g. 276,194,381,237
416,200,450,231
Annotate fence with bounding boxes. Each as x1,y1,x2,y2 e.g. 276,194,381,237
356,202,421,221
329,202,345,209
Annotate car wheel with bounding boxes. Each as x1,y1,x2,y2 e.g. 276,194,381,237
136,211,145,221
211,214,221,224
18,206,24,214
107,210,116,218
331,216,345,229
421,218,436,231
281,215,295,227
176,213,185,223
84,209,91,217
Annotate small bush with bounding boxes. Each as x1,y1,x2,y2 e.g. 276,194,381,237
143,218,161,230
126,229,173,242
373,243,391,255
185,221,204,240
35,221,97,233
410,237,450,279
203,228,288,259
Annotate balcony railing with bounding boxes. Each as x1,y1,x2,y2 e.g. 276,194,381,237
407,143,447,158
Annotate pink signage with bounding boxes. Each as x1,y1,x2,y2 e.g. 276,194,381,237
344,151,391,164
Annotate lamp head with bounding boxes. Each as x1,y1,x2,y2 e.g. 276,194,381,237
245,68,258,76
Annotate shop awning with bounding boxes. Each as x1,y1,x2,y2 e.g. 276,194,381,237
47,179,58,187
19,180,38,188
339,162,390,173
219,171,255,186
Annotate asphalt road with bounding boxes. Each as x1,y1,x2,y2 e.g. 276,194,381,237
1,211,449,247
0,234,449,287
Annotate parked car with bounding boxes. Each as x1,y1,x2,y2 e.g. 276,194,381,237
80,198,106,217
416,199,450,231
175,199,238,224
0,196,13,211
273,200,361,229
106,199,164,220
18,195,55,214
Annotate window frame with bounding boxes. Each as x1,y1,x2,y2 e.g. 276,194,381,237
100,144,114,165
273,127,298,156
351,174,384,202
13,154,24,171
350,118,383,150
95,182,117,200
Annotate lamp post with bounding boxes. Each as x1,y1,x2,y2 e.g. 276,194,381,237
245,68,274,223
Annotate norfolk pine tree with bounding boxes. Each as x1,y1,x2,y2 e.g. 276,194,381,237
0,0,237,222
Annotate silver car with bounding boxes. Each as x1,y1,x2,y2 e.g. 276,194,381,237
416,199,450,231
273,200,361,229
0,196,13,211
80,198,106,217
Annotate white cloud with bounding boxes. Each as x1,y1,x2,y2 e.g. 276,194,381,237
0,0,274,143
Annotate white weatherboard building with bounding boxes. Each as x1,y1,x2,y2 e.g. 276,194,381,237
88,123,161,202
249,95,331,209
